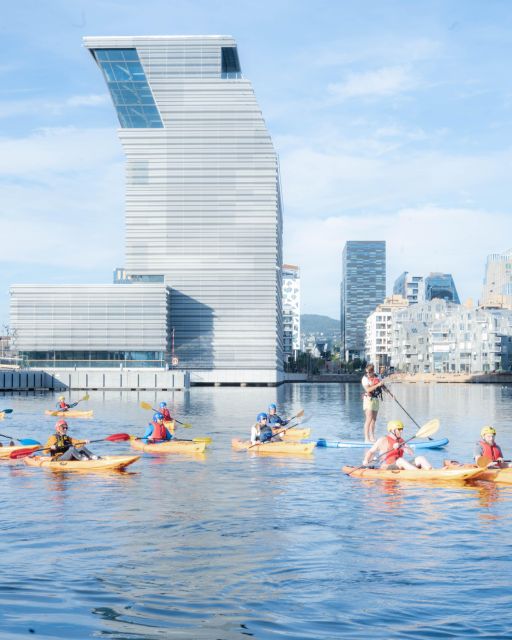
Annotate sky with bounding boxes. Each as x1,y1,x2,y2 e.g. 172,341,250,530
2,0,512,325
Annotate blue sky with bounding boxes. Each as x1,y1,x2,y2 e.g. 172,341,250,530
2,0,512,325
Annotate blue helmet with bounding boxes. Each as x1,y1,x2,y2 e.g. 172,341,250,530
159,401,167,408
268,403,277,411
257,412,268,422
153,412,164,421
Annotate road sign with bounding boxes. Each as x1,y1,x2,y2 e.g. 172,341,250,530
171,357,179,366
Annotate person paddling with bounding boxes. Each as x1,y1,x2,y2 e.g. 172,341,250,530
143,412,173,443
56,395,71,412
362,420,432,470
267,403,289,427
361,364,385,443
158,401,173,423
250,413,278,444
474,426,509,468
46,420,98,461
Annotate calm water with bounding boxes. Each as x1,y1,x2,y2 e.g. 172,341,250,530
1,383,512,639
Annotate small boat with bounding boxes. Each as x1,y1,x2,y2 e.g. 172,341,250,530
24,455,140,472
317,437,449,450
130,438,207,454
272,427,311,440
342,465,485,482
232,438,315,454
443,462,512,485
44,410,94,418
0,444,39,459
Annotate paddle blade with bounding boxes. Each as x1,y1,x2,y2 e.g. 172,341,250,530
476,455,492,468
19,438,41,446
181,422,192,429
1,409,13,414
82,393,90,401
105,433,131,442
415,419,440,439
295,409,305,420
140,401,153,411
10,447,39,459
193,437,212,444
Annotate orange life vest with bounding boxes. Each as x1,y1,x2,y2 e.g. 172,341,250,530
479,440,503,462
383,434,405,464
151,421,167,441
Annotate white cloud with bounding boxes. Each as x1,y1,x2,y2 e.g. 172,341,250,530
328,66,416,100
0,94,110,119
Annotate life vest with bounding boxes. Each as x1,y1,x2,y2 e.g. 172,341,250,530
364,376,383,399
257,425,273,443
268,414,284,426
383,435,405,464
479,440,503,462
150,421,168,441
57,401,69,410
161,408,172,421
53,434,73,455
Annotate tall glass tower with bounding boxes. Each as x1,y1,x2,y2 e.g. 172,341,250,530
340,241,386,361
84,36,283,383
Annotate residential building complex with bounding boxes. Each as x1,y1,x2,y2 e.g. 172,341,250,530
340,241,386,361
282,264,300,362
393,272,424,304
365,295,408,368
480,249,512,310
391,300,512,373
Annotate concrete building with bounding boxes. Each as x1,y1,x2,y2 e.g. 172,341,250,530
480,249,512,309
365,295,408,369
340,241,386,361
391,300,512,373
10,284,171,367
393,272,424,304
84,36,284,384
282,264,300,362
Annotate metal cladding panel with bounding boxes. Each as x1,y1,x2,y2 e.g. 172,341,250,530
10,284,170,352
84,35,283,372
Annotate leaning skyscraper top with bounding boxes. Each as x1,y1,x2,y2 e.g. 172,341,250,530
83,36,284,383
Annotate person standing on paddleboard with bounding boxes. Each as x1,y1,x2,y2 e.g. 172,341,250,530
46,420,98,461
362,420,432,470
474,426,509,468
361,364,385,443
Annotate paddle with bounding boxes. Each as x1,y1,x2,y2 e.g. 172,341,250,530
382,385,434,441
283,408,304,426
139,401,192,428
0,409,13,414
10,432,131,459
347,418,440,476
248,419,303,449
0,432,40,446
129,435,212,444
69,393,90,408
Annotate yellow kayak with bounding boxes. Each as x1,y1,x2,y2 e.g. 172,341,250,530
342,465,486,482
0,412,4,420
45,410,94,418
232,438,315,454
24,455,139,472
444,462,512,485
131,438,207,454
0,444,39,459
272,426,311,440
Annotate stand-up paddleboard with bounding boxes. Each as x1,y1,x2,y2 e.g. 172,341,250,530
315,437,449,450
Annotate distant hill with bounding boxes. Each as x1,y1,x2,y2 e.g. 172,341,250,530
301,314,340,335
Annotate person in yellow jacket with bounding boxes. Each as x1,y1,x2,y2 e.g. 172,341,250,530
46,420,99,460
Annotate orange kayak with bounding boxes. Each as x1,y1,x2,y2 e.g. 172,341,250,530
232,438,315,454
342,465,486,482
272,427,311,440
131,438,207,454
0,445,39,459
443,462,512,485
24,455,139,472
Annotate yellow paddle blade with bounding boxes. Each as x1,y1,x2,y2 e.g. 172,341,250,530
140,401,153,411
182,422,192,429
193,437,212,444
415,418,440,439
82,394,90,402
476,455,492,468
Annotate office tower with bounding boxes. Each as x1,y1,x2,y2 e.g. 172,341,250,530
84,36,283,383
424,273,460,304
282,264,300,361
393,272,424,304
480,249,512,309
340,241,386,361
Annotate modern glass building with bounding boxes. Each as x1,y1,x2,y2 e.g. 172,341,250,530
84,36,283,383
480,249,512,309
340,241,386,361
424,273,460,304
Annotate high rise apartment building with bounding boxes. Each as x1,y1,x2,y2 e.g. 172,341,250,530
282,264,300,361
83,36,283,383
393,272,424,304
365,295,408,368
340,241,386,361
480,249,512,310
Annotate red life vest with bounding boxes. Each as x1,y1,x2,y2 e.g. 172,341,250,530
59,401,69,410
151,421,167,441
479,440,503,462
383,435,405,464
161,408,172,421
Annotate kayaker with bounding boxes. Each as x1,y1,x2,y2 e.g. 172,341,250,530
250,413,277,444
159,401,173,423
143,412,173,443
46,420,98,461
474,426,509,468
361,364,385,443
56,395,71,411
362,420,432,470
267,403,289,428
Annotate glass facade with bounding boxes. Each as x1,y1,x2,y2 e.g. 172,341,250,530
23,351,164,368
92,48,163,128
221,46,241,78
424,273,460,304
